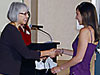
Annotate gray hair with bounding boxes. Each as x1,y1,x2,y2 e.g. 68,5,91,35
7,2,29,22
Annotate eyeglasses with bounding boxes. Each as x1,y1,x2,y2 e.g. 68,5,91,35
19,11,29,16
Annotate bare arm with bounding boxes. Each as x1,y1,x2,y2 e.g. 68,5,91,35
57,48,73,56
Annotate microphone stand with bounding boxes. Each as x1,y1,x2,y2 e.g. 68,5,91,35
31,25,53,42
38,28,53,42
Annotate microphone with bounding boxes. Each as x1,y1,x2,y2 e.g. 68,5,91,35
31,25,43,29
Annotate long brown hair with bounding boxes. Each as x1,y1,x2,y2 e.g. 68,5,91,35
76,2,99,42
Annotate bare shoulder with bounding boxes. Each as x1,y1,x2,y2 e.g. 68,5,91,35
78,27,90,45
79,27,89,36
79,27,95,43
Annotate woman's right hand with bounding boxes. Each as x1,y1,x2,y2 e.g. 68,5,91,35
49,48,63,58
40,48,62,58
49,48,57,58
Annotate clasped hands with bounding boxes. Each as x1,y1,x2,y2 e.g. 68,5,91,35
40,48,62,61
48,48,63,58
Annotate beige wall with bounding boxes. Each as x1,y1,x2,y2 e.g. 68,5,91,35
37,0,90,60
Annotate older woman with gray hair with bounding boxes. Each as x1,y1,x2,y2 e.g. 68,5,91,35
0,2,58,75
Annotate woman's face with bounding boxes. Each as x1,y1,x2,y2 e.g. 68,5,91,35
75,9,82,25
17,8,29,25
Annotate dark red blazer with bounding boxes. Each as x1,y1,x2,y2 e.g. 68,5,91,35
19,25,31,46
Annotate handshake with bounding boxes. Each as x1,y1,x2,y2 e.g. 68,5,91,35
48,48,64,58
40,48,64,60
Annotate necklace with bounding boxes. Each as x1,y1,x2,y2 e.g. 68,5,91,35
10,22,20,30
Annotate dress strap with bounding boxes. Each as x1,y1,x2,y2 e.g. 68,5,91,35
88,28,92,43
